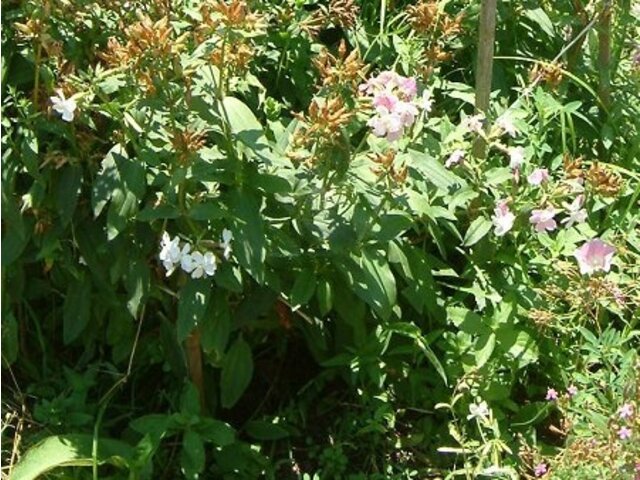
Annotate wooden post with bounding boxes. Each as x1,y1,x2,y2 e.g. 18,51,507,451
597,1,612,110
473,0,498,159
186,329,205,410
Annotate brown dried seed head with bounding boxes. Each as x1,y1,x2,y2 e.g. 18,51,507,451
585,163,623,197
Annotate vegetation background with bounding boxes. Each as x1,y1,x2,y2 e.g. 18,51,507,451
1,0,639,479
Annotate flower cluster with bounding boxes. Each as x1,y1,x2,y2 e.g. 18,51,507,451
159,230,233,279
360,71,431,142
616,402,635,441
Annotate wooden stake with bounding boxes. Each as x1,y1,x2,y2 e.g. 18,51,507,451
473,0,497,159
186,328,205,410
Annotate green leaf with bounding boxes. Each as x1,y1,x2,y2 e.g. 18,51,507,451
201,291,231,361
343,248,397,320
474,332,496,368
408,149,464,192
463,217,492,247
181,430,205,479
63,274,92,344
246,420,289,441
524,8,555,39
290,268,316,308
10,435,132,480
55,164,82,227
198,418,236,446
221,96,270,155
124,259,150,318
229,191,266,283
220,337,253,408
316,278,333,316
177,278,211,342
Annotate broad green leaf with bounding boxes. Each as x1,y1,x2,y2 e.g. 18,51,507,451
10,435,132,480
1,310,18,364
290,268,316,308
408,149,464,192
177,278,211,342
55,164,82,227
181,430,205,479
198,418,236,446
229,191,266,283
220,337,253,408
221,96,269,155
245,420,289,441
124,259,150,318
463,217,492,247
201,291,231,361
524,8,555,38
63,274,92,344
344,248,397,320
316,278,333,316
475,332,496,368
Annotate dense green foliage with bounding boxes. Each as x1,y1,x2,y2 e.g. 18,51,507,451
2,0,639,479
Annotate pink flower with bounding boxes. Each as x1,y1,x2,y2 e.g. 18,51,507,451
528,168,550,186
619,403,634,420
397,76,417,100
491,200,515,236
394,100,419,127
530,207,557,232
618,426,632,440
545,388,558,401
372,92,399,111
567,385,578,397
445,149,465,168
561,194,588,228
367,109,403,142
573,238,616,275
534,462,548,477
509,147,525,170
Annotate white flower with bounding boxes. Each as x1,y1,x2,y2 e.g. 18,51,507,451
187,251,217,279
508,147,525,170
159,232,183,276
561,194,588,228
445,149,465,168
467,400,490,421
463,114,484,134
420,90,433,112
221,229,233,260
496,114,518,137
492,200,515,236
180,243,195,273
202,252,217,277
50,90,77,122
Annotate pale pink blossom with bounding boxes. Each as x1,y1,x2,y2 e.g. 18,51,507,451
534,462,548,477
509,147,525,170
573,238,616,275
545,388,558,401
567,385,578,397
618,426,632,440
445,149,465,168
561,194,588,228
530,207,557,232
372,92,399,111
367,109,404,142
394,100,419,127
528,168,550,186
491,200,515,236
397,76,417,100
619,403,634,420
